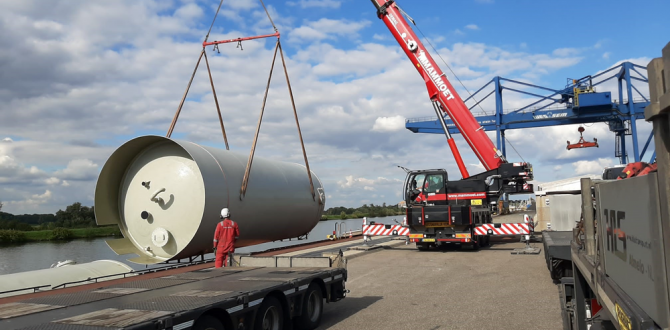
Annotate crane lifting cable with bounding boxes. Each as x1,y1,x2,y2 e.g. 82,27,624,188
165,0,316,202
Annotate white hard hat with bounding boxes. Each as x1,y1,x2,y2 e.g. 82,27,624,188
221,208,230,218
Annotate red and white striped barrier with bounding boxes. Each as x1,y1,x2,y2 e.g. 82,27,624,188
474,223,532,236
474,215,535,236
363,224,410,236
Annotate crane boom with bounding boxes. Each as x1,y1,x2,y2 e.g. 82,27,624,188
371,0,506,174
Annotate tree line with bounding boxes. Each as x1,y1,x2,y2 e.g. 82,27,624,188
0,202,97,231
323,202,403,220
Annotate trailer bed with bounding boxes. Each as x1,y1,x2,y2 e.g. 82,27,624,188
542,231,573,280
0,261,347,330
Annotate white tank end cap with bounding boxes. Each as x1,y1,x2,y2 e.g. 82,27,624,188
151,227,170,248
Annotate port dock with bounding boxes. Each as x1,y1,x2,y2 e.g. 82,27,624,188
0,212,563,330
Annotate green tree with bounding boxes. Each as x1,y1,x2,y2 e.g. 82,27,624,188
339,211,347,220
56,202,96,228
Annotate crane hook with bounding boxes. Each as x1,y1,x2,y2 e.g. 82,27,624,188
237,40,244,51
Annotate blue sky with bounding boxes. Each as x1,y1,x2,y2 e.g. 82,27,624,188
0,0,668,213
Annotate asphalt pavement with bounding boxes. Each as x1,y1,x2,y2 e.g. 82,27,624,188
317,238,562,330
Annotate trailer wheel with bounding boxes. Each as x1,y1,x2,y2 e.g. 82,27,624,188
295,283,323,330
254,296,283,330
193,315,225,330
416,243,429,251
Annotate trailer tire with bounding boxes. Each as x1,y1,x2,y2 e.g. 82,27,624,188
295,283,323,330
193,315,225,330
254,296,284,330
416,244,429,251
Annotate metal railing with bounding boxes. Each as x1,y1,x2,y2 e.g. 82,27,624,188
0,285,52,296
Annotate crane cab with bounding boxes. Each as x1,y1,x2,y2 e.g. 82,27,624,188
403,169,448,206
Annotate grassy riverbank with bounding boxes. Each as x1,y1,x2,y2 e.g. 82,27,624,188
0,226,121,244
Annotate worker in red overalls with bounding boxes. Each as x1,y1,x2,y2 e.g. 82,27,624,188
213,208,239,268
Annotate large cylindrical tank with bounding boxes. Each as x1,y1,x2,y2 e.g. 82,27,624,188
0,260,134,298
95,135,325,264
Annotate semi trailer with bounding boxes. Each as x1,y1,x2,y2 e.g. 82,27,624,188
543,42,670,330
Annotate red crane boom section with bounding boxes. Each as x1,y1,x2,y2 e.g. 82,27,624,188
373,0,505,172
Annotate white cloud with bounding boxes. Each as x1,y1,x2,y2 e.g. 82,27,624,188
372,115,405,132
573,158,613,175
289,18,370,42
0,154,47,184
287,0,341,9
45,177,61,185
465,24,479,30
553,48,581,57
0,1,641,213
602,52,611,60
54,159,99,181
6,190,53,209
2,137,12,142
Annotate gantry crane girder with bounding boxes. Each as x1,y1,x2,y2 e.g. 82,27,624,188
406,61,652,164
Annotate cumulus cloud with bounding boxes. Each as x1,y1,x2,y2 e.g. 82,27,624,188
45,177,61,185
0,1,633,213
372,115,406,132
573,158,613,175
0,154,47,184
54,159,99,181
6,190,53,209
289,18,371,42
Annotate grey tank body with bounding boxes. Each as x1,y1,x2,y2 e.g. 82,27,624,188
95,136,325,264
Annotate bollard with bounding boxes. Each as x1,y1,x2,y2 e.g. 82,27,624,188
363,217,368,244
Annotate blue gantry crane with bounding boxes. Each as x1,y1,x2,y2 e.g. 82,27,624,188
406,61,654,164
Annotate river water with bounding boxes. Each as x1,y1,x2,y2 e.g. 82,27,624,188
0,215,402,275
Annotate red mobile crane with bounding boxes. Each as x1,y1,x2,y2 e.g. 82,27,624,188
370,0,535,250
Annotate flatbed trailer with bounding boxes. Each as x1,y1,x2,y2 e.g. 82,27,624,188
544,42,670,330
542,231,573,281
0,255,348,330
